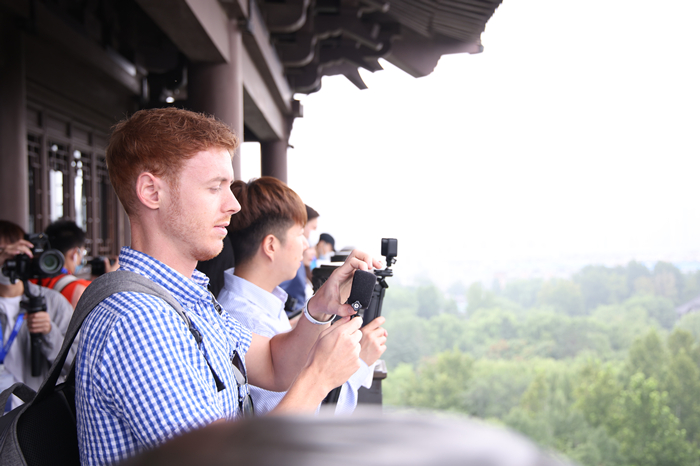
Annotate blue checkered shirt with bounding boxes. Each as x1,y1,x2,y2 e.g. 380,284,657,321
75,247,252,466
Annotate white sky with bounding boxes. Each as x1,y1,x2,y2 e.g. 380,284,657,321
241,0,700,288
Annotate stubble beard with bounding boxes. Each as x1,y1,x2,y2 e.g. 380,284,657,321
165,189,225,263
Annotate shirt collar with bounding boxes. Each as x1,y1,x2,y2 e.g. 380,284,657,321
117,247,211,307
223,268,287,317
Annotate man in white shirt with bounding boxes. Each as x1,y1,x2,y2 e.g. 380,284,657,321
218,176,387,414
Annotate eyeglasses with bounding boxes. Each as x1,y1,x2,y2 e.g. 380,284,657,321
231,350,254,417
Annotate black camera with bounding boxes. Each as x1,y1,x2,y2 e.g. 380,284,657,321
2,233,65,284
311,238,397,327
1,233,65,377
89,256,113,277
316,239,397,405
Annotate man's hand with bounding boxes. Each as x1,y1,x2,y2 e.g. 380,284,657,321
359,316,388,366
272,315,364,413
26,311,52,334
305,316,363,389
307,250,383,321
0,239,34,266
104,257,120,273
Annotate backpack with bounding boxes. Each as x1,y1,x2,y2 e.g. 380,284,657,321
0,270,200,466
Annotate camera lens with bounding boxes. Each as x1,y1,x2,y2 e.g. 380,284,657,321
38,251,64,275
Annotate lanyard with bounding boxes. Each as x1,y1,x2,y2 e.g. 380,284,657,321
0,314,25,364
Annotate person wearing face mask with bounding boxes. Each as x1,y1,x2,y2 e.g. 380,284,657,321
311,233,336,269
0,220,74,402
34,219,119,308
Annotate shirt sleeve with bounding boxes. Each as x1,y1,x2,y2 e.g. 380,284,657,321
227,307,280,339
93,295,224,450
334,360,373,415
219,308,253,356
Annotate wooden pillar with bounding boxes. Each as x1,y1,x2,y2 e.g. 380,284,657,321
0,17,28,229
260,140,288,184
188,20,244,180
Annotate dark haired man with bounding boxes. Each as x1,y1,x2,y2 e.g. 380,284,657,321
75,107,379,466
35,219,118,308
219,177,387,415
0,220,73,399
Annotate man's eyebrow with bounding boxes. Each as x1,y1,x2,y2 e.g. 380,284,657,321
205,176,231,184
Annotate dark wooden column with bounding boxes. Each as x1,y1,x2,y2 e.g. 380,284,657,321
188,20,244,180
260,140,288,183
0,17,28,229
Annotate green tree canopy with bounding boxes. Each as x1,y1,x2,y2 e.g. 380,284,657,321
611,374,697,466
536,279,585,316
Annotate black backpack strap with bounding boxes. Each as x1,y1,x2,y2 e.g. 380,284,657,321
33,270,223,403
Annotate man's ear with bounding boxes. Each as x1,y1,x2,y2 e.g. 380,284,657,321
261,234,277,261
66,246,79,264
135,172,162,210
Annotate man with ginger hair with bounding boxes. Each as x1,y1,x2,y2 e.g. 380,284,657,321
218,177,388,415
75,107,381,466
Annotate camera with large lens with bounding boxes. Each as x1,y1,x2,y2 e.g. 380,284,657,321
311,238,397,327
2,233,65,284
1,233,65,377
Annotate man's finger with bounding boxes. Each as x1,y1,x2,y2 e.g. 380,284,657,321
327,302,358,318
346,249,375,266
336,257,370,277
329,314,362,334
350,328,363,345
336,253,377,278
345,315,363,333
369,326,386,339
363,316,385,330
1,241,34,258
330,315,351,327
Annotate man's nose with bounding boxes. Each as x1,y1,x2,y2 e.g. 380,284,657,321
227,190,241,214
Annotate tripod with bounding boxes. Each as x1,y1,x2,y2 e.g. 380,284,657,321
20,279,46,377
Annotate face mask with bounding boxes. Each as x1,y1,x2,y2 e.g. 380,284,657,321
73,249,86,275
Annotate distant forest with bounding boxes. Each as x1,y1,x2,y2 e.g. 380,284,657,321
381,261,700,466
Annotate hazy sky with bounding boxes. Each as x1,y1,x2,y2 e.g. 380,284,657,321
241,0,700,288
